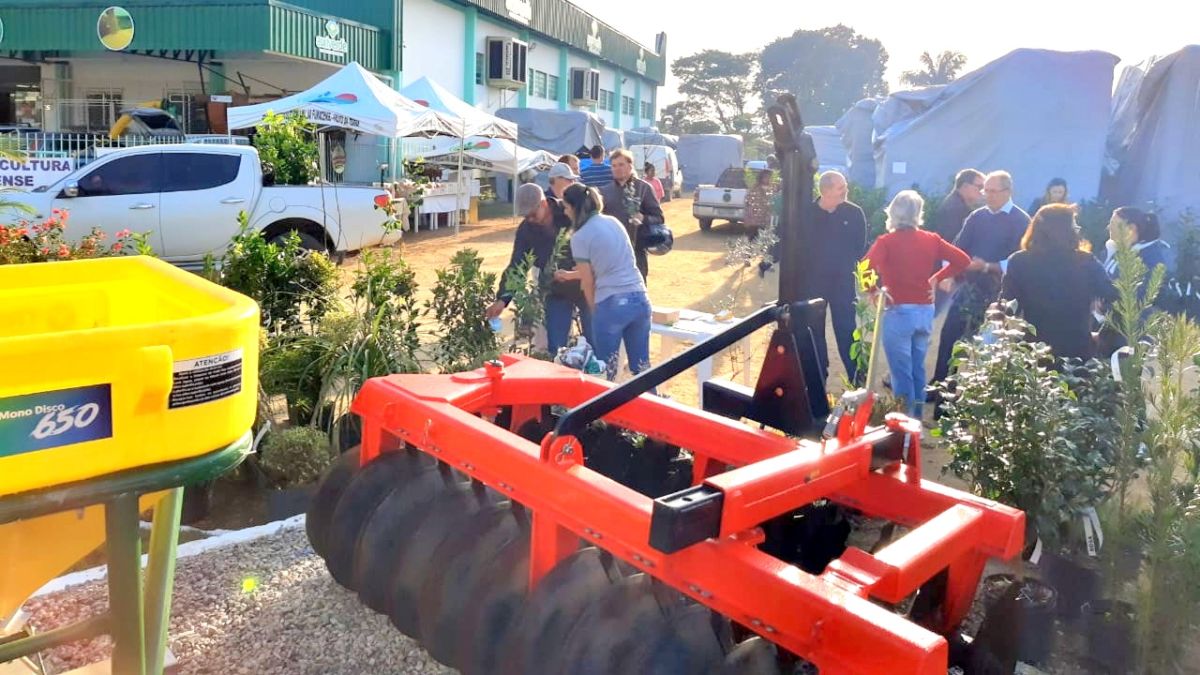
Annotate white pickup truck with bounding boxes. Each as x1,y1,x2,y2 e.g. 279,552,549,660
692,166,769,231
17,144,394,267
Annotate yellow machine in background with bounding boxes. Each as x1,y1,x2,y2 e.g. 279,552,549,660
0,256,258,674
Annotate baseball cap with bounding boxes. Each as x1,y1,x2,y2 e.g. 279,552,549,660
548,162,580,181
515,183,545,218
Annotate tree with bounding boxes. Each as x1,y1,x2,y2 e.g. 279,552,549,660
757,25,889,125
657,100,721,136
900,51,968,87
672,50,757,134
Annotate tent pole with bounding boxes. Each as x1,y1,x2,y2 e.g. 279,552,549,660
457,120,465,236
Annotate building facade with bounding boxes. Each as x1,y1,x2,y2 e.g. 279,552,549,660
0,0,665,134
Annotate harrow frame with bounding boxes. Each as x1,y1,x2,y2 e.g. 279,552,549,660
351,354,1024,675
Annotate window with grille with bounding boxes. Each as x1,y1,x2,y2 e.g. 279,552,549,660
85,89,122,132
532,71,547,99
640,101,652,119
599,89,614,111
547,74,559,100
621,96,634,115
475,53,485,85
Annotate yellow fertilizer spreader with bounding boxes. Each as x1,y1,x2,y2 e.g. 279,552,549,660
0,256,258,674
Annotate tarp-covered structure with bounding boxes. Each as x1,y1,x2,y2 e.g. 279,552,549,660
1103,45,1200,239
810,126,849,175
676,134,744,189
835,99,879,186
602,128,625,151
871,49,1118,203
496,108,604,156
228,62,458,137
625,127,678,148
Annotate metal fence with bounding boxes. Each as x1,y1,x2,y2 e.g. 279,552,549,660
2,131,249,168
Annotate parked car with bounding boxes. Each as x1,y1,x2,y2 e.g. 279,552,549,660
693,166,773,231
16,144,394,267
628,144,683,201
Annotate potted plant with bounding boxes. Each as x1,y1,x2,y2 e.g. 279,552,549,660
258,426,336,520
937,308,1121,621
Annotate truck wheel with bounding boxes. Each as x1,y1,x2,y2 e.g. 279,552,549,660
698,218,713,232
271,229,325,252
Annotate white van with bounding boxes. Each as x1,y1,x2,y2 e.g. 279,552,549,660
629,144,683,201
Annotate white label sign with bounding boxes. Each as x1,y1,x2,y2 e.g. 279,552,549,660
0,157,75,190
506,0,532,24
892,161,907,175
316,19,349,58
586,20,602,55
210,94,233,103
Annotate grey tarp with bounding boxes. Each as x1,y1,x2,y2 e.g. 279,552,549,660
676,134,744,189
602,128,625,151
1103,45,1200,240
624,128,678,148
871,49,1118,203
496,108,604,156
810,126,849,175
835,98,879,186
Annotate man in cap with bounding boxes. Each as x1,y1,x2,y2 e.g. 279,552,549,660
486,182,591,354
548,161,579,199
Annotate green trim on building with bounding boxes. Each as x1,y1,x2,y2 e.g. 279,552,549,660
207,60,228,93
612,68,621,130
461,5,477,103
633,78,641,128
0,0,386,70
557,44,568,111
451,0,665,84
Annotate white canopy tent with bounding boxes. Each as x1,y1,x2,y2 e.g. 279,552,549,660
401,76,516,140
401,76,522,221
403,136,556,175
226,62,459,138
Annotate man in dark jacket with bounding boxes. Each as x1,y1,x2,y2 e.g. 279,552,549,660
807,170,867,385
931,170,1029,388
932,169,986,317
934,169,986,243
486,183,590,354
600,149,664,281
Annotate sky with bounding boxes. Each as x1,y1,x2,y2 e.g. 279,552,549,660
568,0,1197,105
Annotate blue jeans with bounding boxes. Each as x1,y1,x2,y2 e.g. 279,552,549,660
545,295,593,355
592,291,652,380
882,304,935,417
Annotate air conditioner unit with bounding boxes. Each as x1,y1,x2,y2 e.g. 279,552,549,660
486,37,528,90
570,68,600,106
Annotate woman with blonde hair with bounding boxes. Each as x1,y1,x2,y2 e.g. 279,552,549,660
1001,204,1117,360
862,190,971,416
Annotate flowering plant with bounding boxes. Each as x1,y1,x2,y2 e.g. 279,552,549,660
0,209,153,265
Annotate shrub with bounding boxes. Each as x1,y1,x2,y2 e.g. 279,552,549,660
428,248,500,371
938,309,1120,552
258,426,334,488
252,111,318,186
0,210,153,264
848,183,887,242
503,250,545,355
212,213,339,333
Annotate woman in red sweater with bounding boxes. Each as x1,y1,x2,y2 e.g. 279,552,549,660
863,190,971,416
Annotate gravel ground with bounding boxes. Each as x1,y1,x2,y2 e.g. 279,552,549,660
23,526,456,675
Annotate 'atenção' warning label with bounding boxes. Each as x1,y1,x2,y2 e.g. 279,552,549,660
169,349,243,409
